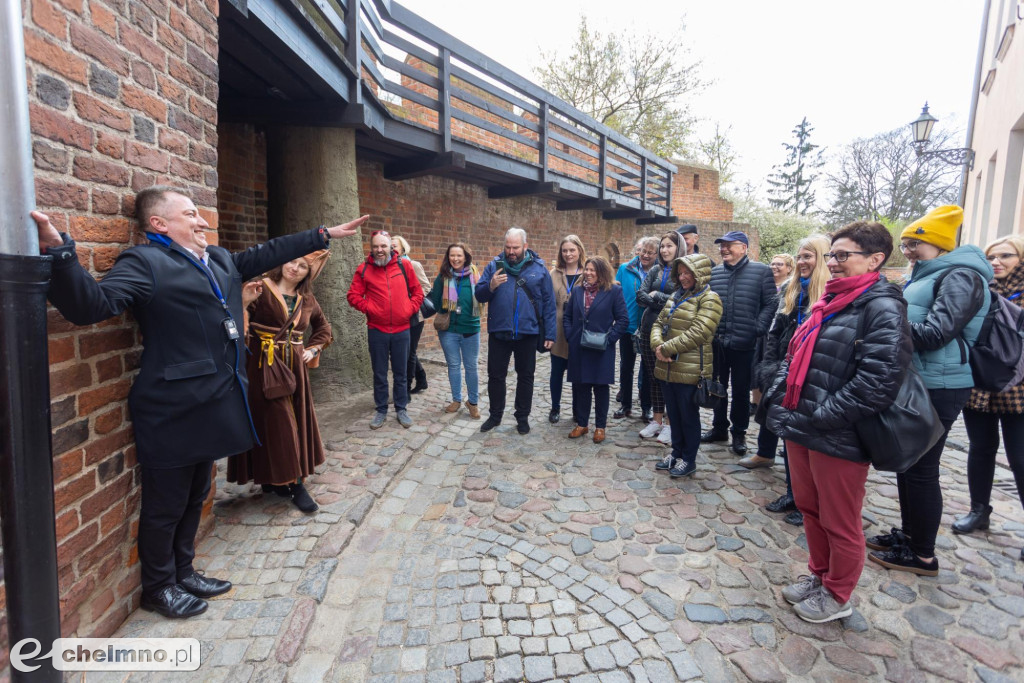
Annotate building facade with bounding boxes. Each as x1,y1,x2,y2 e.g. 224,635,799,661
962,0,1024,246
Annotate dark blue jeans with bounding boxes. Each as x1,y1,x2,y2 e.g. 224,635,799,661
550,354,568,412
661,381,700,466
368,328,410,413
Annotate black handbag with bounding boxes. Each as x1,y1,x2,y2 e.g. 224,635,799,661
854,365,943,473
518,277,548,353
694,345,726,409
579,302,609,351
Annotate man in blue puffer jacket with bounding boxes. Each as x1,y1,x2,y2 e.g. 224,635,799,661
475,227,556,434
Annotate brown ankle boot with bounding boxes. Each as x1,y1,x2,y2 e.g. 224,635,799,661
444,401,461,413
465,401,480,418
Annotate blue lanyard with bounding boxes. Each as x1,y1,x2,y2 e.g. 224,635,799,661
147,233,228,313
902,278,912,291
796,313,837,346
1009,292,1022,301
659,266,670,292
797,289,806,325
566,270,581,295
668,286,707,317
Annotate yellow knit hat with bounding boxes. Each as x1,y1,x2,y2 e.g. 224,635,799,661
901,205,963,252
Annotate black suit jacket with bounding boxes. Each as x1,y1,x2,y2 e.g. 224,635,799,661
47,228,329,468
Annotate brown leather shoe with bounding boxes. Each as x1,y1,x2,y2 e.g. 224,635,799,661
593,428,606,443
738,454,775,469
465,401,480,418
568,426,589,438
444,401,461,413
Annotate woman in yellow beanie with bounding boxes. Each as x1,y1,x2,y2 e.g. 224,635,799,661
954,234,1024,563
866,205,993,576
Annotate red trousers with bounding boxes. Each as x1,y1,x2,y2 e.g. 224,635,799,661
786,440,870,603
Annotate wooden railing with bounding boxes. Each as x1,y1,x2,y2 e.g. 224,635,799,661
305,0,676,215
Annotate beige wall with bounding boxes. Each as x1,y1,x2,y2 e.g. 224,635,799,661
963,1,1024,247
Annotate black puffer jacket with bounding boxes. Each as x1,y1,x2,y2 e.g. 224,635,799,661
636,261,680,337
709,256,778,350
753,282,802,393
764,278,913,463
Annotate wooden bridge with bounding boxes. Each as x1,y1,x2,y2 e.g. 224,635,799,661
219,0,678,224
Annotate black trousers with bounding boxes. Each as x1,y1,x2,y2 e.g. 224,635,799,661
963,409,1024,509
618,335,650,413
897,387,971,558
139,462,212,593
487,334,538,421
572,383,610,428
711,343,755,435
407,321,426,387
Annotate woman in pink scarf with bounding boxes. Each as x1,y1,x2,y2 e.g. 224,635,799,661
764,222,913,624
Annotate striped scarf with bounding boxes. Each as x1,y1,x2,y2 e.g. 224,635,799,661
443,265,480,316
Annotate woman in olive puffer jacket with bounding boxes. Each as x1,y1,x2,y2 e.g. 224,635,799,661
650,254,722,477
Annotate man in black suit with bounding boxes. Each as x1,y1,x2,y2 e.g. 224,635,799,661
33,186,367,618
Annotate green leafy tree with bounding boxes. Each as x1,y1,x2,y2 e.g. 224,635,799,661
728,184,824,257
534,17,703,159
767,117,825,215
823,125,961,229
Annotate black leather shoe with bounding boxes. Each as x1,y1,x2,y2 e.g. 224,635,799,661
290,482,319,513
784,510,804,526
548,410,560,424
765,494,796,513
261,484,290,497
952,503,992,534
179,571,232,599
615,389,622,403
142,584,208,618
613,407,632,419
729,433,747,455
481,416,501,432
410,380,428,394
701,429,728,443
641,409,653,422
517,419,531,435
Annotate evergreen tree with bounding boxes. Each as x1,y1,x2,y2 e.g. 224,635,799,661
766,117,824,215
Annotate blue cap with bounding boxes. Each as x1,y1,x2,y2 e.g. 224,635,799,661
714,231,749,246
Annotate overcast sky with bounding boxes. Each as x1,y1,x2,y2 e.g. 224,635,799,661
398,0,983,198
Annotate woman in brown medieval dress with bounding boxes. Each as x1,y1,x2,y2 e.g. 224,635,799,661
228,251,332,513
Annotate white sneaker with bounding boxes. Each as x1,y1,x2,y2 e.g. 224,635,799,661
657,424,672,445
639,421,663,439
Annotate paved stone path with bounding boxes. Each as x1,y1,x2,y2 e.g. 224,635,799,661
98,350,1024,681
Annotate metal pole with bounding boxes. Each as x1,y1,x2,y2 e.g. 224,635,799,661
0,0,63,679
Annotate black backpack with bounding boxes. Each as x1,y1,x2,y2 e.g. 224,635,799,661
933,269,1024,392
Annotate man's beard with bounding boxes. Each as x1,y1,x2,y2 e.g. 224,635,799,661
373,254,388,266
506,252,521,264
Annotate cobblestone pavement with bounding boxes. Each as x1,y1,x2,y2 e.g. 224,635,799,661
97,350,1024,682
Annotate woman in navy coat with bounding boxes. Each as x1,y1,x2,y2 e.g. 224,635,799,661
564,256,630,443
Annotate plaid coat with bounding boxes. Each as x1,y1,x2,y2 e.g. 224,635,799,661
966,265,1024,414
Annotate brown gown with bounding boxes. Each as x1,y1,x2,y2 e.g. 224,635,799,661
227,279,332,485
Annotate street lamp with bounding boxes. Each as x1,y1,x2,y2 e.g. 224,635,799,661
909,102,975,169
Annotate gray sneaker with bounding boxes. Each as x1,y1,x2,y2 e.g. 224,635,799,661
370,412,387,429
782,574,821,605
396,410,412,429
792,585,852,623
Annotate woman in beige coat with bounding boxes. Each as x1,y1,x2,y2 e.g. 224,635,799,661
549,235,587,423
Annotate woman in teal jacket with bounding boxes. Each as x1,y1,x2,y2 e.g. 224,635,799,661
428,243,482,418
866,206,992,577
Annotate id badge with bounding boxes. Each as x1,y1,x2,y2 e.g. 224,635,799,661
223,318,240,340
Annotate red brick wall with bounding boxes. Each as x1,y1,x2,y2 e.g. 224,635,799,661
217,123,267,251
670,161,734,222
14,0,220,659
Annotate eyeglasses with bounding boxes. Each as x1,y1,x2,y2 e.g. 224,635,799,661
825,250,869,262
899,240,922,252
769,263,786,269
987,252,1019,262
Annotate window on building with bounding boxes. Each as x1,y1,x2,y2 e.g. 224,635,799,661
692,174,700,190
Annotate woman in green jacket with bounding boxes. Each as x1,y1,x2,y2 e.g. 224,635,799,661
428,243,482,418
650,254,722,477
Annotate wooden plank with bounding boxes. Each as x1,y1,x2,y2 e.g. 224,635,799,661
547,129,600,162
449,64,539,116
603,209,655,220
438,47,451,152
556,199,619,211
358,0,384,39
488,182,560,199
548,146,599,174
381,28,439,68
450,85,539,131
636,215,679,225
547,116,600,146
384,151,466,180
451,108,539,150
382,79,439,112
380,52,441,89
540,102,549,182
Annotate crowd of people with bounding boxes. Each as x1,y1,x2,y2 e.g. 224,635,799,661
32,188,1024,626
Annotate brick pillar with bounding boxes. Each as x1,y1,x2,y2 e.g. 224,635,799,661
266,126,370,393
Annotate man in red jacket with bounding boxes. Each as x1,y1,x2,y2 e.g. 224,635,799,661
348,229,424,429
